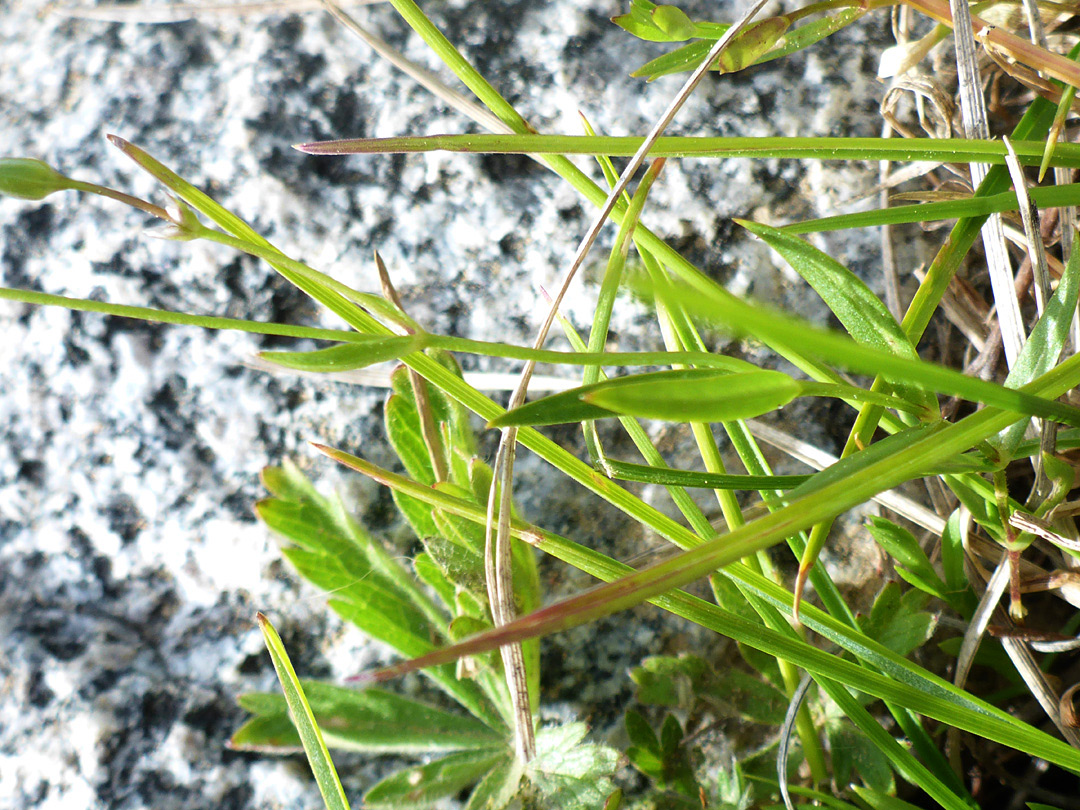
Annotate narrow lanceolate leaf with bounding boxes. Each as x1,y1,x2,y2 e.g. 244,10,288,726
292,134,1080,169
259,336,425,372
604,458,811,490
364,750,505,809
993,231,1080,458
645,274,1080,428
739,220,936,414
782,182,1080,234
232,681,506,753
583,369,801,422
1039,42,1080,181
256,614,350,810
488,364,759,428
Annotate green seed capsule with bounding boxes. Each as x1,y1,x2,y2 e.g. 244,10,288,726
0,158,75,200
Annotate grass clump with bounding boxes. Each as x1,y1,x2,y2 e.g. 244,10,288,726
5,0,1080,807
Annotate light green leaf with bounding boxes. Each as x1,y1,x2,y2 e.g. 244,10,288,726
865,517,950,603
858,583,936,659
631,8,863,79
489,365,756,428
257,614,350,810
464,756,523,810
414,551,457,609
645,272,1080,428
526,723,621,810
234,681,505,753
994,230,1080,458
612,0,698,42
606,458,811,489
739,220,936,413
259,336,423,372
584,369,801,421
364,750,505,809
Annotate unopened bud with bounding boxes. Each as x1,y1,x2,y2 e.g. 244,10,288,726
0,158,75,201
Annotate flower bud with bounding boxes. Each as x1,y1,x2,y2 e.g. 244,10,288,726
0,158,75,201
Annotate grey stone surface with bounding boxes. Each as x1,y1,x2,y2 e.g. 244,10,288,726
1,1,893,807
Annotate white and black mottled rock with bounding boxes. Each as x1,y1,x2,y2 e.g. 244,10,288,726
0,1,895,807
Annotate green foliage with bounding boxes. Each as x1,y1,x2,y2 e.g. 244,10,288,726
11,0,1080,807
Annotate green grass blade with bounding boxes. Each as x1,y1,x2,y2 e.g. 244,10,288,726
604,459,811,489
0,287,374,343
582,157,666,464
647,274,1080,428
316,450,1080,775
781,182,1080,234
256,613,350,810
294,133,1080,169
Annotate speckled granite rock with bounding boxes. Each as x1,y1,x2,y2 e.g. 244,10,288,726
1,1,895,807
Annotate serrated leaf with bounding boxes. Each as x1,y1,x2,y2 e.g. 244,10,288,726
261,460,317,501
365,750,505,808
260,336,422,372
488,365,756,428
625,709,661,753
328,592,435,660
738,220,936,414
858,583,937,658
233,681,506,754
526,723,621,810
393,489,441,540
630,655,704,708
465,756,523,810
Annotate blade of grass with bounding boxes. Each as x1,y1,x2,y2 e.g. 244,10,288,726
257,613,350,810
319,448,1080,776
780,182,1080,235
295,133,1080,168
